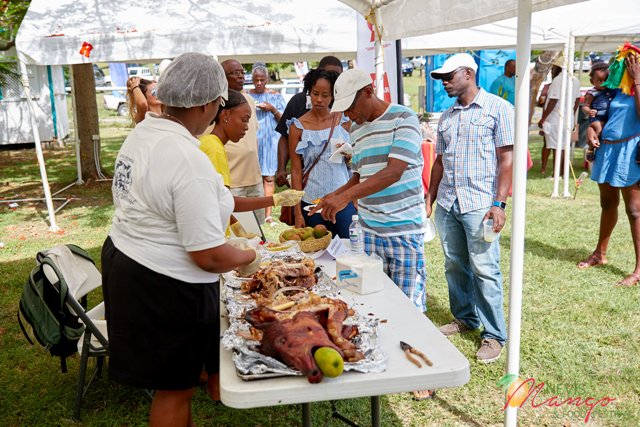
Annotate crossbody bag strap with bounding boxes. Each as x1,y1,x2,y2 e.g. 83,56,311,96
302,113,340,183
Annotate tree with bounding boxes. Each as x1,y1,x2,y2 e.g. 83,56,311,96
71,63,102,181
0,0,30,85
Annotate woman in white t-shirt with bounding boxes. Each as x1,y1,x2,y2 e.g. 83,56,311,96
102,53,260,427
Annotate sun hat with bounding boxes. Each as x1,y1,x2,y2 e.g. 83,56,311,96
552,54,566,68
330,68,373,113
156,52,228,108
430,53,478,79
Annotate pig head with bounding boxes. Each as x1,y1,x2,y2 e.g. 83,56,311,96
245,308,343,383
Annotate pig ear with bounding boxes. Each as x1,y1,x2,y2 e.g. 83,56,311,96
245,307,278,328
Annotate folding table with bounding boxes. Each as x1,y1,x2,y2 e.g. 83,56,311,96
220,251,470,427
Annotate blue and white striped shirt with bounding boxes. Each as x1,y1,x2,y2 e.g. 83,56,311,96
351,104,426,236
436,88,514,214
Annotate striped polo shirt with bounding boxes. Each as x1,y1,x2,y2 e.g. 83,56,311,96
351,104,426,236
436,88,514,214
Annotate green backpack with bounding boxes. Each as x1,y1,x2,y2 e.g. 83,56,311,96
17,245,94,373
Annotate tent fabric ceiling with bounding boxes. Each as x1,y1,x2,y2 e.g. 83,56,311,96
401,0,640,55
338,0,586,41
16,0,593,67
15,0,359,65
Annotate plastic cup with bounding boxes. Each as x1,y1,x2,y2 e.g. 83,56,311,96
483,219,499,242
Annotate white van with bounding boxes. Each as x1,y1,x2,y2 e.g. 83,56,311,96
127,66,153,79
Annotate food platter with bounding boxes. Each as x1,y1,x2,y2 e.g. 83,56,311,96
221,244,386,382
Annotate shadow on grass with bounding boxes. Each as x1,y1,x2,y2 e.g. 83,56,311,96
433,397,484,427
524,237,628,277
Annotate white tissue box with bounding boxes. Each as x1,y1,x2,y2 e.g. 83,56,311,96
336,253,384,295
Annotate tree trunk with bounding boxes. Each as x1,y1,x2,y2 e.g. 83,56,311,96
529,50,560,125
71,63,101,181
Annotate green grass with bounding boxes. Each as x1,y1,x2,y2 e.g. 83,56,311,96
1,97,639,426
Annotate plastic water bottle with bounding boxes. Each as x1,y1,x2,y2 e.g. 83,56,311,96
349,214,364,254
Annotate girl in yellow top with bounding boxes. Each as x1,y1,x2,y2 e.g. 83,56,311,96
199,89,304,238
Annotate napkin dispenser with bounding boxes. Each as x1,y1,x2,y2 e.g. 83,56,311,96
335,253,384,295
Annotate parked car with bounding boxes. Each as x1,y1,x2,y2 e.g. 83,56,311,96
409,56,426,70
401,60,414,77
242,79,303,104
103,94,129,117
590,52,613,66
279,79,303,104
93,64,106,87
573,58,592,72
244,72,253,84
127,66,153,79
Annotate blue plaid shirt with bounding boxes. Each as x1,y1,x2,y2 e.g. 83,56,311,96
436,88,514,214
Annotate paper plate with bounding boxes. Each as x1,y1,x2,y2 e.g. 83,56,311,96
329,142,353,163
424,218,436,242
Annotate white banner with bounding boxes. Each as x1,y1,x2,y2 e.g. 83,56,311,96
356,15,398,104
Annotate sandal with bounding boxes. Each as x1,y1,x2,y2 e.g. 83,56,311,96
615,273,640,288
577,253,607,269
412,390,436,401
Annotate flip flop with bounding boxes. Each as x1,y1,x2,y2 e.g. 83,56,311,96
577,253,607,269
615,273,640,288
412,390,436,401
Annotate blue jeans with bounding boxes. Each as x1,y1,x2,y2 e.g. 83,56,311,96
300,200,356,239
434,200,507,344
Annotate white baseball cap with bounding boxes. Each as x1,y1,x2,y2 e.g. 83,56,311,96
430,53,478,79
331,68,373,113
158,59,173,76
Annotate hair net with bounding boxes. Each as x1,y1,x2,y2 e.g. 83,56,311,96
156,52,228,108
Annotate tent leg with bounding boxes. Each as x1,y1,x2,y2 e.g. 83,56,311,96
562,34,575,198
505,0,532,425
18,59,60,232
69,66,85,185
551,43,569,198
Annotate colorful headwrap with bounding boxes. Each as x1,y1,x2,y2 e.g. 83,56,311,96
602,42,640,96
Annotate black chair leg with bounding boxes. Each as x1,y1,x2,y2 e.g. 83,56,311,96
96,356,104,378
73,333,92,420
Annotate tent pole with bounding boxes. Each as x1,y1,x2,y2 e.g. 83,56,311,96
504,0,532,425
395,40,404,105
18,59,60,232
69,66,85,185
551,43,568,198
373,8,385,99
562,34,575,198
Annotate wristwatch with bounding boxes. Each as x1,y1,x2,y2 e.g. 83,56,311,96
492,201,506,210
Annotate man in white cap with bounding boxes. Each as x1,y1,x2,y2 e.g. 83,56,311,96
427,53,513,363
538,55,581,178
311,68,427,314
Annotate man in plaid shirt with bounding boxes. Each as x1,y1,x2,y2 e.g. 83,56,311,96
426,53,514,363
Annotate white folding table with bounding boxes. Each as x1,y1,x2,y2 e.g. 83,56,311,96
220,251,470,426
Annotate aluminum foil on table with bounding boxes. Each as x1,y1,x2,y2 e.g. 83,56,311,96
221,247,386,380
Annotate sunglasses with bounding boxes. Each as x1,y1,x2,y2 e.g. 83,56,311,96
440,67,466,82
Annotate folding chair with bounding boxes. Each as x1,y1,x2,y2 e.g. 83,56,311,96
38,245,109,420
232,210,266,241
38,245,154,420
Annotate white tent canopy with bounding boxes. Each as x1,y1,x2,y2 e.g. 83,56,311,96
401,0,640,55
16,0,359,65
340,0,584,40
